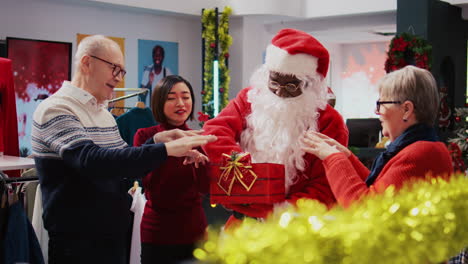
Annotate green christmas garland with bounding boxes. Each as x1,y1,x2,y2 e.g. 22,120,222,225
218,7,232,112
201,8,216,117
201,7,232,119
195,175,468,264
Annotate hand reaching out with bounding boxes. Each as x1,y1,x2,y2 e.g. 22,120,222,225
153,129,204,143
183,150,210,168
312,131,351,157
301,131,350,160
165,134,217,158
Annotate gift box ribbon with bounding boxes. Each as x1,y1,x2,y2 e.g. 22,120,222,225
218,152,258,195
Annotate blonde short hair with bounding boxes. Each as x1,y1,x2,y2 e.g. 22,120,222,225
378,66,439,126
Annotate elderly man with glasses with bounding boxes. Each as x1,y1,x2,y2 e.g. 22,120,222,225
31,35,216,264
202,28,349,228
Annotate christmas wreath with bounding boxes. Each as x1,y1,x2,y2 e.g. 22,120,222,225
384,32,432,73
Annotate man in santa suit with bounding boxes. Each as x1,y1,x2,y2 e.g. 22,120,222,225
202,28,348,224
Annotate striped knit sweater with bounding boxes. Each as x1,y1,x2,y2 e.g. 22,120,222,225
32,81,167,237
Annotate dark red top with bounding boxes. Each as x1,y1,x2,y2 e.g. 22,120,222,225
133,123,208,245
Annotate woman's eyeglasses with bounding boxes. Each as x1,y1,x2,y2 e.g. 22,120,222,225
90,55,127,78
375,100,401,113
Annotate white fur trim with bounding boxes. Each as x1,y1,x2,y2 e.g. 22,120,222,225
265,45,319,77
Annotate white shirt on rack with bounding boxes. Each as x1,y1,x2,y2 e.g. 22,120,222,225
129,186,147,264
32,184,48,263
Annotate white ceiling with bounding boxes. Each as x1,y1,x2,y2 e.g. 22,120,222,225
57,0,468,44
266,11,397,44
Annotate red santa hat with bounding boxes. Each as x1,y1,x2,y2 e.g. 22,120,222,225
265,28,329,78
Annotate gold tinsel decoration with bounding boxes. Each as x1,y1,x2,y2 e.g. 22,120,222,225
195,175,468,264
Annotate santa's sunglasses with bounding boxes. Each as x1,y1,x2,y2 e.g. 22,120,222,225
269,80,301,93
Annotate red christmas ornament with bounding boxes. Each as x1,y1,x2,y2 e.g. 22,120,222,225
197,111,210,122
447,142,466,173
201,90,206,95
224,53,230,58
455,116,462,122
219,88,224,93
210,43,216,48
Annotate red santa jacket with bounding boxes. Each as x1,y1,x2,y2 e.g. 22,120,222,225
202,87,349,218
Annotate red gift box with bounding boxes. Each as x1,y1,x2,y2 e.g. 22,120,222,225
209,153,285,204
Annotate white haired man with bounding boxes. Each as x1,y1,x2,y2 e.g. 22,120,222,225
32,35,215,263
202,28,348,228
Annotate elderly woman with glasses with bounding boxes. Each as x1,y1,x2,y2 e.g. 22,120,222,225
302,65,453,208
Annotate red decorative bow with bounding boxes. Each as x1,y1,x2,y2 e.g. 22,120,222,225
217,152,258,195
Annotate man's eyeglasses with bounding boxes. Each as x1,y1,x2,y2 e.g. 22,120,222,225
375,100,401,113
90,55,127,78
269,80,301,93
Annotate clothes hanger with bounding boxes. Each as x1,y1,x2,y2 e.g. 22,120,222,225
109,88,148,103
0,173,18,206
135,101,146,109
130,181,139,195
0,172,7,209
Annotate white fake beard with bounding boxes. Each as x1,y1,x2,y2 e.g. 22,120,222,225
240,67,328,192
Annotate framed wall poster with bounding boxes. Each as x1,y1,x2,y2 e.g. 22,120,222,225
7,37,72,156
138,39,178,107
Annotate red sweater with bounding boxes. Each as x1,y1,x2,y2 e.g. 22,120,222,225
323,141,453,208
133,123,208,245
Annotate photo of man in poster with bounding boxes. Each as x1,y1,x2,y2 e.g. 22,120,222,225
138,40,178,106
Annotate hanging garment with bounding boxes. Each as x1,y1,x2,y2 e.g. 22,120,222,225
0,192,8,256
3,201,44,264
21,168,39,221
116,107,157,146
448,248,467,264
129,186,147,264
32,184,48,264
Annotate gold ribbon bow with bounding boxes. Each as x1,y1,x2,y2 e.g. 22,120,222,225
218,152,258,196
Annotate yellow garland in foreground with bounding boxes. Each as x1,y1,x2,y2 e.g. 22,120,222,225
195,175,468,264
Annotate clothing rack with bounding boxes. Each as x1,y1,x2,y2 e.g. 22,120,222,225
4,176,39,184
109,106,133,110
0,171,39,184
109,88,148,103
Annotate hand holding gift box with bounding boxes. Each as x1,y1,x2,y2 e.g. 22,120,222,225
209,152,285,204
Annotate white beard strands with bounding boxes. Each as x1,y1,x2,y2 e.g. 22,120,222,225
240,66,328,192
